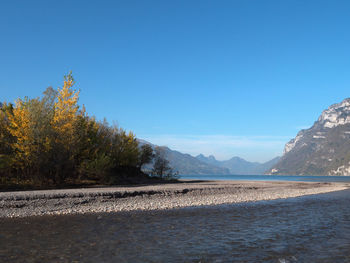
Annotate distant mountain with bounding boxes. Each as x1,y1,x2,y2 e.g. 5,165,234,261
268,98,350,176
138,139,279,175
261,157,281,173
196,154,280,175
196,154,218,166
138,140,230,175
162,147,230,175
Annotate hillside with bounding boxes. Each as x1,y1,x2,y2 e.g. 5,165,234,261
138,140,230,175
268,98,350,175
139,140,279,175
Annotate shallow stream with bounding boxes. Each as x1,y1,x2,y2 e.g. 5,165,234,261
1,190,350,262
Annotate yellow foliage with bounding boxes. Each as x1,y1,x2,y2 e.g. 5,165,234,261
7,99,36,168
2,72,147,185
52,74,80,138
8,100,30,146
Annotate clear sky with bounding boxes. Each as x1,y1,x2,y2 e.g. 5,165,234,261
1,0,350,162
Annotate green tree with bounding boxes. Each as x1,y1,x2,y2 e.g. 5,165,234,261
75,117,113,180
0,103,14,179
152,146,176,178
138,144,154,169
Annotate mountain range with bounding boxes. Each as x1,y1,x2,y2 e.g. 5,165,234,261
196,154,280,175
138,139,279,175
269,98,350,176
141,98,350,176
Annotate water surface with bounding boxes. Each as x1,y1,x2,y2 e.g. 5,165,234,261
1,190,350,262
180,174,350,182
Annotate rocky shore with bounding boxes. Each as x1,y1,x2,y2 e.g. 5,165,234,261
1,180,349,218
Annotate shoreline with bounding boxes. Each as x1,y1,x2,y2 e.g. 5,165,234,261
1,180,349,218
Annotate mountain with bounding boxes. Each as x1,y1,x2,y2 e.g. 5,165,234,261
196,154,280,175
138,140,230,175
261,157,282,172
139,139,279,175
162,147,230,175
268,98,350,176
196,154,219,166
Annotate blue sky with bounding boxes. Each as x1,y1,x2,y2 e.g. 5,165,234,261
1,0,350,162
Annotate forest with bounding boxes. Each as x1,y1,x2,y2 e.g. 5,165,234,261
0,73,174,189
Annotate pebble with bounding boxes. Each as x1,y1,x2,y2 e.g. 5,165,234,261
0,181,348,218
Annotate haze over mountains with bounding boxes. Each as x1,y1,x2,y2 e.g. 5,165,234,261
139,139,279,175
196,154,280,175
269,98,350,176
142,98,350,176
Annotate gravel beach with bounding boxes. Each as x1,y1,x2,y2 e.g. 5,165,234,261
1,180,349,218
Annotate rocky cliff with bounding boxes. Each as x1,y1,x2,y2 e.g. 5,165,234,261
269,98,350,176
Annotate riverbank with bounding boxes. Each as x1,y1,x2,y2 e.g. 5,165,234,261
1,180,349,218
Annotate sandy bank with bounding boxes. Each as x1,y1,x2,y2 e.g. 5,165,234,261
1,180,349,218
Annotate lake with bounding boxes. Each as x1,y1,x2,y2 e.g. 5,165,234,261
180,174,350,182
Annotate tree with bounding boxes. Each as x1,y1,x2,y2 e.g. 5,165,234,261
1,72,170,187
51,72,81,183
7,73,82,185
52,72,79,134
6,88,57,183
0,103,14,177
138,144,154,169
152,146,177,178
117,130,140,167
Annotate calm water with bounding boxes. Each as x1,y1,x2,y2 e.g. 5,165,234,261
1,190,350,262
180,174,350,182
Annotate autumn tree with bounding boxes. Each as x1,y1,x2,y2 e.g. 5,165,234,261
1,72,166,188
6,89,56,183
50,72,81,183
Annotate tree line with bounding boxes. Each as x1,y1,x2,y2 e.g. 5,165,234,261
0,73,175,188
